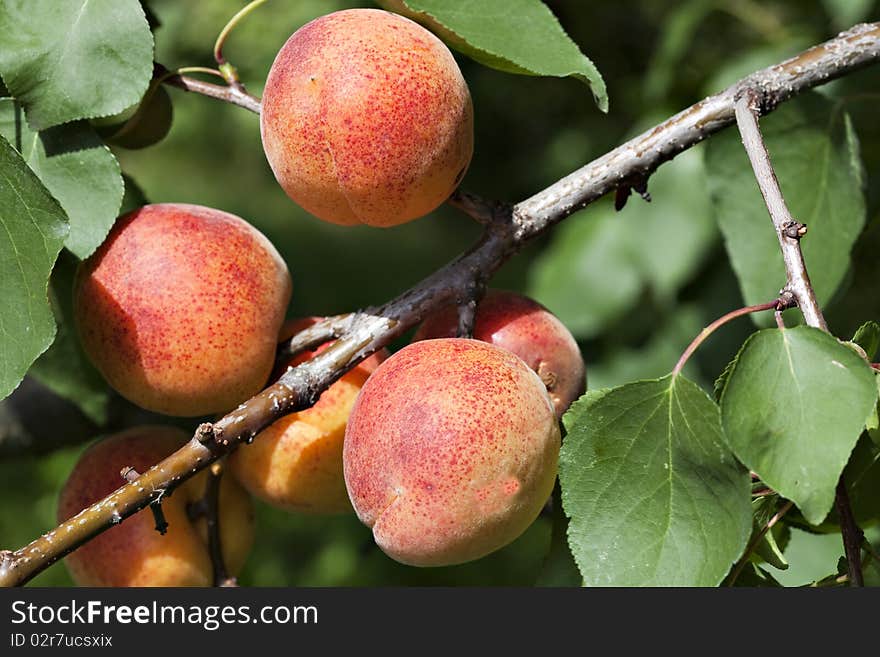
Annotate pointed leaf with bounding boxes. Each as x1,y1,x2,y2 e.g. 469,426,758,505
0,0,153,130
720,327,877,524
560,376,751,586
0,99,122,258
852,321,880,361
0,135,68,400
377,0,607,111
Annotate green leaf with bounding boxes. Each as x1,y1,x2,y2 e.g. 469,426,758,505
559,376,752,586
28,252,110,424
529,147,715,338
852,321,880,361
706,93,866,325
0,99,123,259
0,0,153,130
0,135,68,400
842,434,880,526
377,0,607,111
720,327,877,524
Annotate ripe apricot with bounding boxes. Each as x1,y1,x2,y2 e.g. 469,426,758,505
228,318,387,514
344,339,560,566
260,8,473,226
58,426,254,587
73,203,291,417
414,290,586,417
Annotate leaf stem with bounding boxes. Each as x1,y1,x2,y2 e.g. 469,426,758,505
672,300,781,376
175,66,226,80
213,0,268,90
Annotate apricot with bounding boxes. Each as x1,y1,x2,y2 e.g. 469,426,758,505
413,290,586,418
228,318,387,514
57,426,255,587
73,203,292,417
343,338,560,566
260,8,474,227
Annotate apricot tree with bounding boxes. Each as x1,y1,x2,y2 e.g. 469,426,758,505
1,0,879,588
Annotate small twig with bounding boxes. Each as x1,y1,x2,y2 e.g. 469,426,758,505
202,462,236,587
120,467,168,534
157,63,261,114
834,479,865,586
447,190,508,226
734,89,864,586
727,500,794,586
733,90,826,331
274,314,352,365
672,299,785,376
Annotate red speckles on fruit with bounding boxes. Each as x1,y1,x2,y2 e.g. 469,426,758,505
73,203,292,417
260,8,474,227
343,339,560,567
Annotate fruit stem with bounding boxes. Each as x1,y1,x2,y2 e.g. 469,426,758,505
671,299,784,377
213,0,268,70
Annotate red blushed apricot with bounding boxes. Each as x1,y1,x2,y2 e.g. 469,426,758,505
73,203,292,417
414,290,586,418
57,426,255,587
228,318,387,514
343,339,560,567
260,8,473,227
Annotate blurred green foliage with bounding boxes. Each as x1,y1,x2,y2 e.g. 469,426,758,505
1,0,879,586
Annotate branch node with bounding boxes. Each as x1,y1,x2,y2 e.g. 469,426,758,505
782,220,808,239
195,422,220,445
614,174,651,211
120,466,140,483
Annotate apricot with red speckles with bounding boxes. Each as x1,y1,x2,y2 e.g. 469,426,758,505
58,426,254,587
73,203,292,417
228,318,387,514
260,8,473,227
413,290,586,418
343,339,560,566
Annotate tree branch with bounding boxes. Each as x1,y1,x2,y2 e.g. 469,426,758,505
2,23,879,587
733,88,864,586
